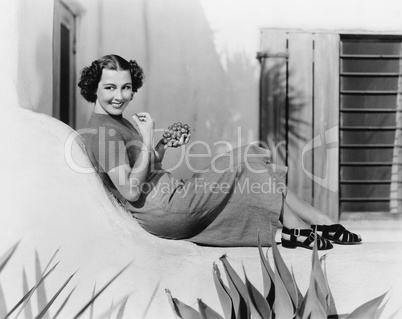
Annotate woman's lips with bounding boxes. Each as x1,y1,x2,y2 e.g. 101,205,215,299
111,102,123,109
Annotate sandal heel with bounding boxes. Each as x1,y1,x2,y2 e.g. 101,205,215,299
281,239,296,249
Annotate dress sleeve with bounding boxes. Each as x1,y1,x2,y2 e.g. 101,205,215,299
92,128,130,173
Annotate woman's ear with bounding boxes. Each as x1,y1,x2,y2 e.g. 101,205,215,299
130,92,134,100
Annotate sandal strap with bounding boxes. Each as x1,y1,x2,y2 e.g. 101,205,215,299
312,224,360,243
283,227,330,249
282,227,313,237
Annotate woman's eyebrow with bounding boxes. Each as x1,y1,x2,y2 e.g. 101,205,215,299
102,83,132,86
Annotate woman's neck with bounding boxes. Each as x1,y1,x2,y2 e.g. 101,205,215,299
93,100,108,115
93,101,123,119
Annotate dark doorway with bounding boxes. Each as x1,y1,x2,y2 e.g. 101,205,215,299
53,1,76,128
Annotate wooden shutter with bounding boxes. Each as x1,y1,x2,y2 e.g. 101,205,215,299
260,30,339,220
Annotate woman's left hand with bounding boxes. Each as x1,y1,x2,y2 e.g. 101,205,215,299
164,133,191,149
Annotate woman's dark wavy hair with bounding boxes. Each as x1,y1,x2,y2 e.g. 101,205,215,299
78,54,145,103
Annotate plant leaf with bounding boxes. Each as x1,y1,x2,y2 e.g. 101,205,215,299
297,241,327,319
243,266,271,319
7,262,59,319
73,263,131,319
273,260,294,319
0,241,19,274
42,248,61,275
52,286,76,319
310,235,328,314
297,272,326,319
212,263,233,319
142,281,159,319
198,299,223,319
271,233,298,312
290,266,303,312
165,289,200,319
257,233,275,307
0,281,7,318
107,299,114,319
219,255,250,318
34,272,76,319
385,306,402,319
89,283,96,319
96,295,129,319
22,267,33,318
321,253,338,316
345,291,388,319
116,295,129,319
35,250,49,319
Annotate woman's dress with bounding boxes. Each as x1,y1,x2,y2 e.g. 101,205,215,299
83,113,287,247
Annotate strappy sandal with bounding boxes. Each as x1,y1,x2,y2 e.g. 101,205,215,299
311,224,362,245
281,227,333,250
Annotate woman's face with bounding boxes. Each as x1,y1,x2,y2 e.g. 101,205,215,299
94,69,133,116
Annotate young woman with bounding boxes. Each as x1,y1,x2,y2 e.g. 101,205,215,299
79,54,361,250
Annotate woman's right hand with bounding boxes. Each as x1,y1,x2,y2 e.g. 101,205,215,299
132,112,155,146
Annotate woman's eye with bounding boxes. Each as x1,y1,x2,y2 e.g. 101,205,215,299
124,86,132,90
105,87,114,90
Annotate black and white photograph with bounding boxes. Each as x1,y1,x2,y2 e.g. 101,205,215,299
1,0,402,318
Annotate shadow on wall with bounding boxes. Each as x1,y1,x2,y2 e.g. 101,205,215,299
17,31,53,115
136,0,258,178
260,56,318,204
17,0,53,115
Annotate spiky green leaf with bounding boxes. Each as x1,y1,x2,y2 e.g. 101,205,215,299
297,240,327,319
96,295,129,319
0,282,7,318
34,272,76,319
257,234,275,306
212,263,233,319
220,255,250,318
273,261,294,319
22,267,33,318
116,295,129,319
35,250,49,319
298,283,327,319
290,266,304,312
321,254,338,316
243,267,271,319
73,263,131,319
42,248,60,275
142,282,159,319
107,299,114,319
0,241,19,274
7,262,59,319
165,289,200,319
198,299,223,319
52,286,76,319
310,235,328,313
89,283,96,319
271,234,298,312
345,291,388,319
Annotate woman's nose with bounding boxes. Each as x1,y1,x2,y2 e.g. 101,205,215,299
114,89,123,100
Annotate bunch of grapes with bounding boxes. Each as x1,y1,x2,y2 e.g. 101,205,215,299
162,122,190,147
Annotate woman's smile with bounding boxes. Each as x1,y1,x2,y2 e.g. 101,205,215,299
111,101,124,108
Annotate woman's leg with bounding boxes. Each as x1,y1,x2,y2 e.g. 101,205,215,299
283,189,362,243
280,200,310,228
285,189,334,225
279,199,333,250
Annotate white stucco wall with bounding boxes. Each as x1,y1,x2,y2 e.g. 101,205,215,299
17,0,54,115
